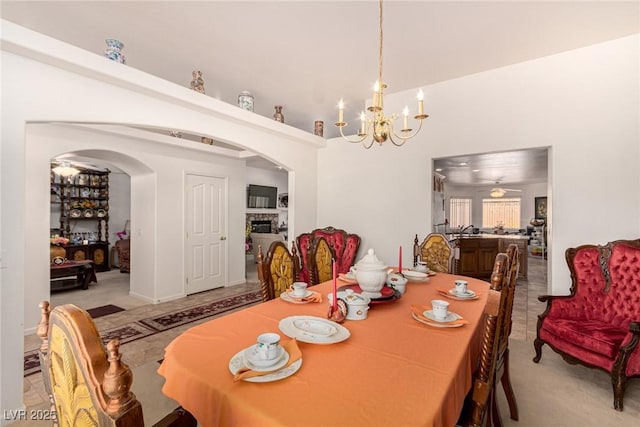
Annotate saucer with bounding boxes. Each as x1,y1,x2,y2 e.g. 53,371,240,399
403,270,429,281
280,291,315,304
230,350,301,382
288,289,313,299
423,310,460,323
243,345,288,370
448,288,477,299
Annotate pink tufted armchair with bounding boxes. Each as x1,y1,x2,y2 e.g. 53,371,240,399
533,239,640,411
295,227,360,285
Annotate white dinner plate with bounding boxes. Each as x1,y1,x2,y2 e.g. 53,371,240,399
448,288,477,299
243,345,290,372
229,348,301,382
292,318,338,338
423,310,461,323
403,270,429,280
411,313,465,328
279,315,350,344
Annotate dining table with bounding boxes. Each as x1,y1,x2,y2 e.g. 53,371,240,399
158,270,490,427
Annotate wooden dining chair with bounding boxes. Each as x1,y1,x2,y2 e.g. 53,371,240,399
494,244,520,425
36,301,197,427
462,247,520,427
306,236,335,286
467,253,510,427
256,241,299,301
413,233,455,273
295,226,360,283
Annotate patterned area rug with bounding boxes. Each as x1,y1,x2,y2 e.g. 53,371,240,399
25,289,262,377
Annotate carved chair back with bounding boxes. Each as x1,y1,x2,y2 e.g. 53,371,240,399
257,241,299,301
413,233,455,273
295,226,360,284
307,236,335,286
37,301,144,426
36,302,197,427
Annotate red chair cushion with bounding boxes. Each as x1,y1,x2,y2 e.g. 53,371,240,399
541,318,627,359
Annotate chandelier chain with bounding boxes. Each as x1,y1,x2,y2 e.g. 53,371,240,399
378,0,383,86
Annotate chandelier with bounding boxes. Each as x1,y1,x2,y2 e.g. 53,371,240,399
335,0,428,149
52,162,80,177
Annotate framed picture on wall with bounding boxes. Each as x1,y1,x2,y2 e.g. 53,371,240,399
278,193,288,208
535,197,547,220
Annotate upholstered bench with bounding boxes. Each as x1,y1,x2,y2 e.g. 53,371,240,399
533,239,640,410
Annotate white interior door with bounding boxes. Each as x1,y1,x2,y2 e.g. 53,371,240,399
185,174,226,294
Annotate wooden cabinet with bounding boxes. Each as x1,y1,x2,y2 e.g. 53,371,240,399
454,236,528,280
64,243,110,272
51,167,110,271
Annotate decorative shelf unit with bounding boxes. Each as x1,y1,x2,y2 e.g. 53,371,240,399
51,168,111,271
530,225,547,258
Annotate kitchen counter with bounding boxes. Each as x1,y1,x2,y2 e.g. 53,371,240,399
447,233,529,240
451,235,528,280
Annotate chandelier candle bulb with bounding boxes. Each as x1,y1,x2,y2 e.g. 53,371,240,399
417,89,424,116
338,99,345,124
403,106,409,130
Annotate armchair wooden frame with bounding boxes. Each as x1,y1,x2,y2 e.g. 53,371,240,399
36,301,196,427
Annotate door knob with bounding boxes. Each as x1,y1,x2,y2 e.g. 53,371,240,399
220,236,227,241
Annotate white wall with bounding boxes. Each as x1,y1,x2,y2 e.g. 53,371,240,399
319,35,640,293
0,21,321,419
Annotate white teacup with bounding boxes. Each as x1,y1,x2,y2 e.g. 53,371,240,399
415,262,428,273
290,282,308,297
256,332,281,361
455,280,468,295
431,299,450,320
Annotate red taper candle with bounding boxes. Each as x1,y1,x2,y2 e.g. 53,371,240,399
332,261,337,310
399,245,403,273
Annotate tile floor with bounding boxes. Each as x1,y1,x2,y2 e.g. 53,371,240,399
14,256,640,426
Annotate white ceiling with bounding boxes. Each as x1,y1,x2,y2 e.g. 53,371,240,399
3,1,637,178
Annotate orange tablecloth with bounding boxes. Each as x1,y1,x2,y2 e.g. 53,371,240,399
158,273,489,427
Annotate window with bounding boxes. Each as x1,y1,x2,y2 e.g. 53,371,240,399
450,198,472,229
482,198,521,229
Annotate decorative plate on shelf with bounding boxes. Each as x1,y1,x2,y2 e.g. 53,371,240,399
83,209,94,218
96,209,107,218
70,209,82,218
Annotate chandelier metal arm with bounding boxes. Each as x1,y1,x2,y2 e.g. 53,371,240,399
388,118,425,146
337,124,372,146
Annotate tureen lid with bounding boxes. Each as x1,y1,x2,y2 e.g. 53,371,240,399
355,248,386,271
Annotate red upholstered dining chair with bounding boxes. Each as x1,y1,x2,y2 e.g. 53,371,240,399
295,226,360,284
36,301,197,427
256,241,300,302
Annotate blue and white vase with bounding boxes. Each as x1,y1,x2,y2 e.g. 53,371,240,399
238,91,254,112
104,39,126,64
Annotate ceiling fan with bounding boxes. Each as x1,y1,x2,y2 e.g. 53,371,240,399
489,183,522,198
